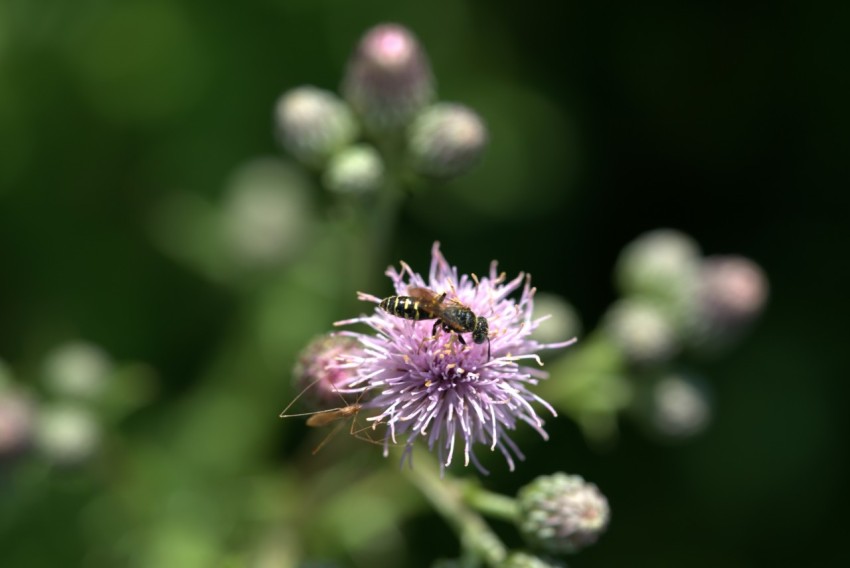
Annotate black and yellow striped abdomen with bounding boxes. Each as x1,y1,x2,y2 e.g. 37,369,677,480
379,295,428,321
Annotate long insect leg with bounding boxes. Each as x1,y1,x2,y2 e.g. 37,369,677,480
311,421,346,455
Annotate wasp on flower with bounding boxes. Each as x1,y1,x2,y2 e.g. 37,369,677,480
379,286,491,360
334,242,576,473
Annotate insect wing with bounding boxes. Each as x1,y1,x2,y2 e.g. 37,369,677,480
407,287,447,317
305,405,359,427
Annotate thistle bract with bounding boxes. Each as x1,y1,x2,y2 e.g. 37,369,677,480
334,243,575,473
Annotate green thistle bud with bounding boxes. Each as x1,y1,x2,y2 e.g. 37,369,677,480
42,341,112,402
322,144,384,195
35,403,101,466
615,229,700,310
274,86,358,168
646,371,712,440
221,159,313,269
604,299,679,365
530,292,582,346
408,103,488,180
501,552,567,568
342,23,434,132
517,473,610,555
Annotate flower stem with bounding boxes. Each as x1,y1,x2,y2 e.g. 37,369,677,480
403,449,507,568
463,486,520,522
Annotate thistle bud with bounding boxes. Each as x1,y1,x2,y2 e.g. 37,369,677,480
647,371,712,440
322,144,384,195
615,229,700,308
604,299,679,366
42,341,112,402
688,255,768,352
530,292,582,346
221,159,313,269
0,388,35,462
293,335,364,408
517,473,610,555
408,103,488,180
274,86,358,168
342,24,434,132
35,403,101,466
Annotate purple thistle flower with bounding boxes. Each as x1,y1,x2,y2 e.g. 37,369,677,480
334,243,575,473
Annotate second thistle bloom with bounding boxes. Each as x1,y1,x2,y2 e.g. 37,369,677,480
335,243,575,472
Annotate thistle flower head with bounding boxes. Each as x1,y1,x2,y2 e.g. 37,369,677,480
517,473,610,555
292,334,365,408
334,243,575,473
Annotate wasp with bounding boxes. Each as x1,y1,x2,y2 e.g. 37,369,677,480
380,287,490,360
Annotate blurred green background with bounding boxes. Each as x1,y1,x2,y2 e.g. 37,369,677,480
1,0,848,566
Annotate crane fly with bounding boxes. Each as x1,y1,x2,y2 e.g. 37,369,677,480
279,378,382,455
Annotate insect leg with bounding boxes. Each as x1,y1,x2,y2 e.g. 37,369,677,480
311,421,345,455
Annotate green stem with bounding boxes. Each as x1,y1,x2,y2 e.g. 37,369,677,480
464,486,520,523
403,449,507,568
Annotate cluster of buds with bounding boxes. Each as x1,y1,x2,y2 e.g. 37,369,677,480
0,344,108,468
0,362,35,465
609,229,768,363
275,24,487,194
600,229,768,440
1,342,154,469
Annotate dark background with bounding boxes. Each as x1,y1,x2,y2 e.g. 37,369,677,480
1,0,848,565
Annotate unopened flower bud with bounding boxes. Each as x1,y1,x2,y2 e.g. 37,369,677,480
322,144,384,195
293,335,364,407
35,403,101,466
517,473,610,554
615,229,700,308
274,86,358,168
408,103,487,180
0,389,35,462
530,293,582,346
221,159,313,268
501,552,566,568
688,255,768,351
647,371,712,440
342,24,434,132
604,299,679,365
42,341,112,401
